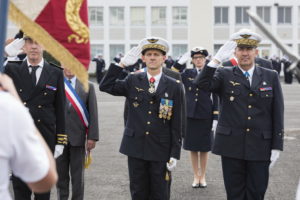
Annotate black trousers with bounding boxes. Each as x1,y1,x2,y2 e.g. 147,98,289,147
128,156,170,200
12,175,50,200
56,145,85,200
221,156,270,200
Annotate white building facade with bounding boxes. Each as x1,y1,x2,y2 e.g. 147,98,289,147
6,0,300,64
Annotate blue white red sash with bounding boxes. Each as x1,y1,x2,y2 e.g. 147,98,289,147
64,78,89,129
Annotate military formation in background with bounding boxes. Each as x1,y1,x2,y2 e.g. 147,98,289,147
3,27,295,200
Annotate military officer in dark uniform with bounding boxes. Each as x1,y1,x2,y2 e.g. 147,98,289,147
173,47,219,188
92,53,106,83
4,36,66,200
100,37,183,200
119,55,186,200
195,29,284,200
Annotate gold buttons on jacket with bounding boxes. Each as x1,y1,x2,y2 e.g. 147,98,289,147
196,88,199,91
44,92,47,96
246,128,250,132
195,99,198,102
37,119,41,123
19,89,23,92
145,131,149,135
195,93,198,96
23,102,27,106
38,105,42,108
147,121,151,125
248,105,252,108
148,111,152,114
247,116,251,120
150,101,153,104
249,93,253,97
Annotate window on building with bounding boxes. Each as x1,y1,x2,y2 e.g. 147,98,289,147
172,44,188,59
215,7,229,24
109,44,125,62
110,7,124,25
299,7,300,25
173,7,187,25
256,6,271,23
89,7,103,26
152,7,166,25
235,7,250,24
278,7,292,24
214,44,223,55
91,44,104,59
131,7,145,25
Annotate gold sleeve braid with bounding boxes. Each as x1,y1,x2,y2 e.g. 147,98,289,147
57,134,68,145
213,111,219,115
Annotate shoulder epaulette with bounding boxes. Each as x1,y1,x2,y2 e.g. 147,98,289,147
49,62,63,70
7,60,23,64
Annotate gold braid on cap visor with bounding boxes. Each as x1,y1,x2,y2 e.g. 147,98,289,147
142,44,167,53
235,38,259,47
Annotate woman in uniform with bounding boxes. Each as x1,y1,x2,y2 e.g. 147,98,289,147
175,47,218,188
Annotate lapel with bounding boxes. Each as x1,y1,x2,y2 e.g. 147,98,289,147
233,66,250,89
155,73,168,96
137,72,150,93
75,79,84,99
31,61,51,98
251,65,263,90
192,68,198,78
20,61,34,98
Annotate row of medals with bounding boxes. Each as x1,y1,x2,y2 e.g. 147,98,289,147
148,83,172,120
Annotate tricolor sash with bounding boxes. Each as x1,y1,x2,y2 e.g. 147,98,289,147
64,78,89,130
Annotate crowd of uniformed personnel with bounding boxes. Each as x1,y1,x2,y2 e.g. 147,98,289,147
2,28,286,200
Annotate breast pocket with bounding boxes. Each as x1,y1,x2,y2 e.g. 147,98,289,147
260,91,273,98
225,87,240,102
128,94,144,108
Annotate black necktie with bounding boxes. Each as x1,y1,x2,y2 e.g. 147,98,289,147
30,66,39,86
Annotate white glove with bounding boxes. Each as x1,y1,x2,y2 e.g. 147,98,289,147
120,46,142,66
214,41,237,63
54,144,64,159
166,157,177,172
177,51,191,65
212,120,218,132
5,38,25,57
269,149,280,168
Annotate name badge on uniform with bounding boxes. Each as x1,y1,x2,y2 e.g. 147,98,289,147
159,98,173,120
46,85,57,91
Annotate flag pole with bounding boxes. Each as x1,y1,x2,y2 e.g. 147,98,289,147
0,0,9,72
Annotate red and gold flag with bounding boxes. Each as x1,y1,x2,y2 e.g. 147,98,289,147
9,0,90,89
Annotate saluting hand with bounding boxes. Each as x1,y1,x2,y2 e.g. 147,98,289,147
177,51,191,65
5,38,25,57
120,46,142,67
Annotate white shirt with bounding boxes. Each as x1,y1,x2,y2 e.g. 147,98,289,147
27,58,44,84
238,65,255,86
0,92,49,200
147,70,162,90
